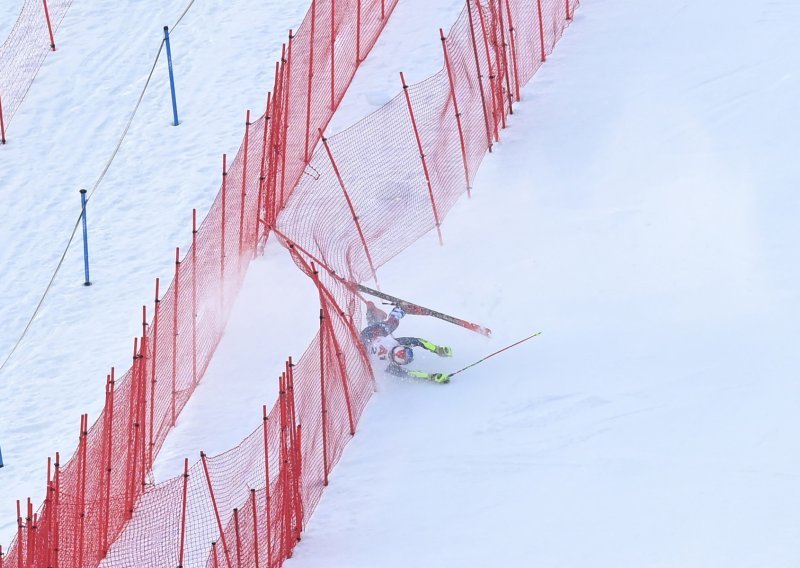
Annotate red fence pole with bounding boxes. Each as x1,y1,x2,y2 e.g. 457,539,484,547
78,414,88,568
220,155,227,314
25,500,32,567
141,305,149,472
440,29,472,197
330,0,336,110
42,0,56,50
267,61,282,226
15,501,21,568
536,0,546,62
102,371,116,556
53,452,60,567
44,457,52,562
356,0,362,63
239,110,251,268
566,0,572,20
503,0,521,102
305,0,317,164
494,0,514,114
0,93,6,144
318,307,329,486
125,341,137,515
293,422,303,541
211,542,219,568
319,131,380,285
322,305,355,435
178,458,189,567
192,209,197,386
251,489,260,568
257,93,272,247
400,72,443,246
262,405,272,568
97,385,108,559
286,363,303,544
280,35,293,210
150,278,159,465
172,248,180,426
200,452,234,568
465,0,493,152
233,508,242,567
278,373,289,558
475,0,502,138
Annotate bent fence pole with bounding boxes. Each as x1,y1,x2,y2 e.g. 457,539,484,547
319,131,380,287
400,72,444,246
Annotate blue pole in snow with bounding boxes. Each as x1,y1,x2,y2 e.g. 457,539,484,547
0,445,4,467
163,26,180,126
80,189,91,286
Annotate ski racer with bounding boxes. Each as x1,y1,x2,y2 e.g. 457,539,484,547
360,301,453,383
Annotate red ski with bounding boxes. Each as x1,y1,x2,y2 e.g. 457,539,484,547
355,284,491,337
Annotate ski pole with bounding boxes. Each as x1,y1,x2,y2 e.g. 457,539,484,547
449,332,542,378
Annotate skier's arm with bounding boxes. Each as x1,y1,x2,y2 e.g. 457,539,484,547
382,305,405,334
396,337,453,357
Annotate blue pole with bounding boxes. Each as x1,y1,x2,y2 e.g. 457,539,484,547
164,26,180,126
80,189,91,286
0,445,4,467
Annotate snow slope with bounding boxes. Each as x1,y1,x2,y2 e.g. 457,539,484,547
0,0,308,545
0,2,23,40
3,0,799,564
278,0,799,566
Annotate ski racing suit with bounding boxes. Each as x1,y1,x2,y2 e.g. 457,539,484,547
360,303,452,382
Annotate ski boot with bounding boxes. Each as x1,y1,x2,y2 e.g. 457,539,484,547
419,339,453,357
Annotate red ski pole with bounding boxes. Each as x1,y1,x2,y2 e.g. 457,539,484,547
449,332,542,378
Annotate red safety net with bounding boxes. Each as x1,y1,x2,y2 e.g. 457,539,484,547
0,0,71,143
2,0,577,565
277,0,577,286
2,0,397,564
92,1,576,566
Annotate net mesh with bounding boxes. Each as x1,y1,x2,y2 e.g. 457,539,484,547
2,0,577,566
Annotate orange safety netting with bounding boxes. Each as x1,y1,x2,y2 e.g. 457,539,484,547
0,0,71,142
2,0,398,564
85,0,577,566
2,0,577,565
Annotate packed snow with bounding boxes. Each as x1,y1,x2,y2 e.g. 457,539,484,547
2,0,799,565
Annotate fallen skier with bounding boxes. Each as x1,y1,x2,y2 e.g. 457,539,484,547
360,301,453,384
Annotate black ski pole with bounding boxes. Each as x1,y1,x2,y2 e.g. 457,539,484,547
449,332,542,378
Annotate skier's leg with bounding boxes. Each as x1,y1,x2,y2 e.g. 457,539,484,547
396,337,453,357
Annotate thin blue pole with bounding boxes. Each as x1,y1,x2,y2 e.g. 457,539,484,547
80,189,91,286
164,26,180,126
0,445,4,467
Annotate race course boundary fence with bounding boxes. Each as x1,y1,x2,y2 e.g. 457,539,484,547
2,0,398,564
0,0,71,143
3,0,577,565
75,0,578,566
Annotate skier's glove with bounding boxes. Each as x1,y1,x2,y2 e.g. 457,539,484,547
435,346,453,357
407,370,449,384
389,305,406,320
407,370,431,380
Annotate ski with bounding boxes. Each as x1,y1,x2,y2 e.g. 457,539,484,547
354,284,492,337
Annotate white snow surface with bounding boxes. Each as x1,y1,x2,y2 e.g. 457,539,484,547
3,0,800,565
0,0,308,544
